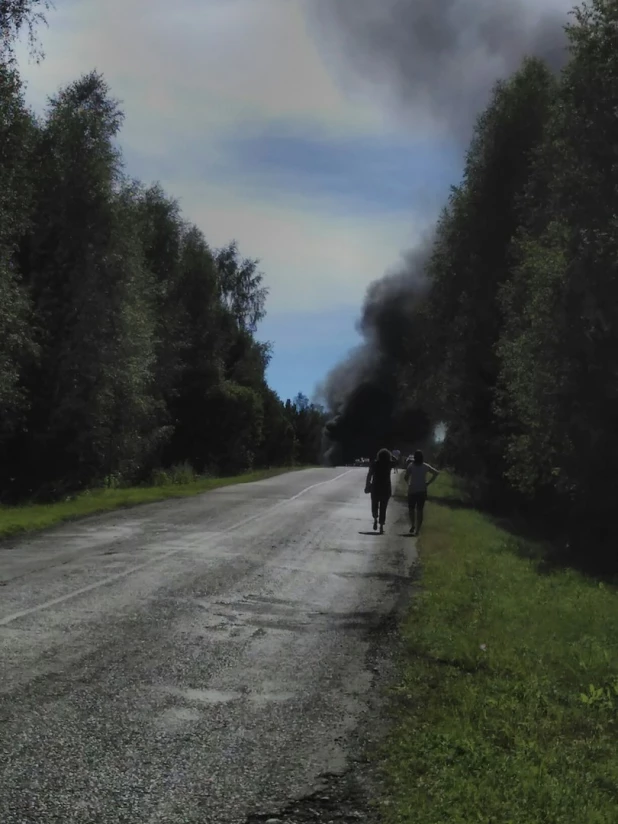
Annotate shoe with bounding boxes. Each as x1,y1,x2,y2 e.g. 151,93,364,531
410,527,415,535
373,519,378,531
379,525,384,534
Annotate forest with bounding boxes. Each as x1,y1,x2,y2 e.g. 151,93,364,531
4,0,618,573
0,2,325,502
389,0,618,564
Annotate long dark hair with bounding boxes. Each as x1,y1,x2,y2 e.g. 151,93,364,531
413,450,424,465
376,448,392,465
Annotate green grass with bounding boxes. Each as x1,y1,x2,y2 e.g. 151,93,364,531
380,474,618,823
0,467,301,539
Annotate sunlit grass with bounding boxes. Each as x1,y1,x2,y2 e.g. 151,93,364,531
0,468,300,539
380,474,618,823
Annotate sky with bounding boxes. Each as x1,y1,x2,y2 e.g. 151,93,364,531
14,0,467,402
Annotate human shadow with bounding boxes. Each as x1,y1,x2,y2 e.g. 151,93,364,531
489,510,618,582
434,487,618,583
358,531,383,537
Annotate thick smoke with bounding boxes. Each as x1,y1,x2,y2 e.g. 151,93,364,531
309,0,568,137
308,0,570,464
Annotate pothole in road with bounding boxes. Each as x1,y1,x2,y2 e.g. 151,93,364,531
185,599,391,636
244,770,374,823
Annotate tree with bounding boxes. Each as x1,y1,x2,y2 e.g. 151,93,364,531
496,0,618,556
0,63,36,456
293,392,310,412
204,381,264,473
256,388,296,467
214,241,268,333
417,58,556,499
284,395,327,465
161,223,222,472
0,0,49,61
0,16,304,498
14,72,161,493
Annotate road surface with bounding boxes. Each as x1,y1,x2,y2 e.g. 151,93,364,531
0,468,416,823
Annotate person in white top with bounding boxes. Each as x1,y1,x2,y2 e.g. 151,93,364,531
404,450,440,536
391,448,401,474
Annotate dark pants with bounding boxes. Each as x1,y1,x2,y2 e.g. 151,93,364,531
371,493,390,525
408,491,427,529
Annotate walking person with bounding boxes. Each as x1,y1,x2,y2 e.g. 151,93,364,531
365,448,394,534
404,450,440,536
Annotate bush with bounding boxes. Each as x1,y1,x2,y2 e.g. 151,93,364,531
150,468,170,486
150,462,197,486
168,461,197,484
103,472,125,489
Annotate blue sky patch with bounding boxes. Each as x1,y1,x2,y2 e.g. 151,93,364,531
218,124,463,214
122,122,463,218
257,305,363,402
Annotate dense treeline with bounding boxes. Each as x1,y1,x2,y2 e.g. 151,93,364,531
0,7,325,501
399,0,618,562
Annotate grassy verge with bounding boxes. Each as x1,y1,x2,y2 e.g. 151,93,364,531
380,473,618,823
0,467,302,540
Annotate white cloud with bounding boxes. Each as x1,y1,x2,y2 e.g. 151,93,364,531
177,181,429,311
14,0,435,315
18,0,389,139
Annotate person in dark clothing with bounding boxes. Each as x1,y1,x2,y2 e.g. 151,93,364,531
365,448,394,534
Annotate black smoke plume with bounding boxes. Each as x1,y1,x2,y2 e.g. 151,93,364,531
318,240,434,464
308,0,570,464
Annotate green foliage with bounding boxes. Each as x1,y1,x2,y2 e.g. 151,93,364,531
419,58,556,493
203,381,265,473
0,64,37,438
0,0,50,61
394,1,618,559
495,222,572,498
287,393,326,465
492,0,618,547
0,53,321,499
150,461,197,486
214,240,268,333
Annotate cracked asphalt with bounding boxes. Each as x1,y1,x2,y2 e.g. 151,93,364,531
0,468,416,823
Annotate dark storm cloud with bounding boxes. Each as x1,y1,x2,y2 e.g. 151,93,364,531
308,0,568,137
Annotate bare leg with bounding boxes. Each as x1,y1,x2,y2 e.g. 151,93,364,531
379,496,387,533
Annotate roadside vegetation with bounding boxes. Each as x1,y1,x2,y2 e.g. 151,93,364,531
380,474,618,823
376,8,618,815
0,465,304,539
0,3,325,506
330,0,618,572
364,6,618,815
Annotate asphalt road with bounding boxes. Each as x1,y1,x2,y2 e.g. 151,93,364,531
0,468,416,823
